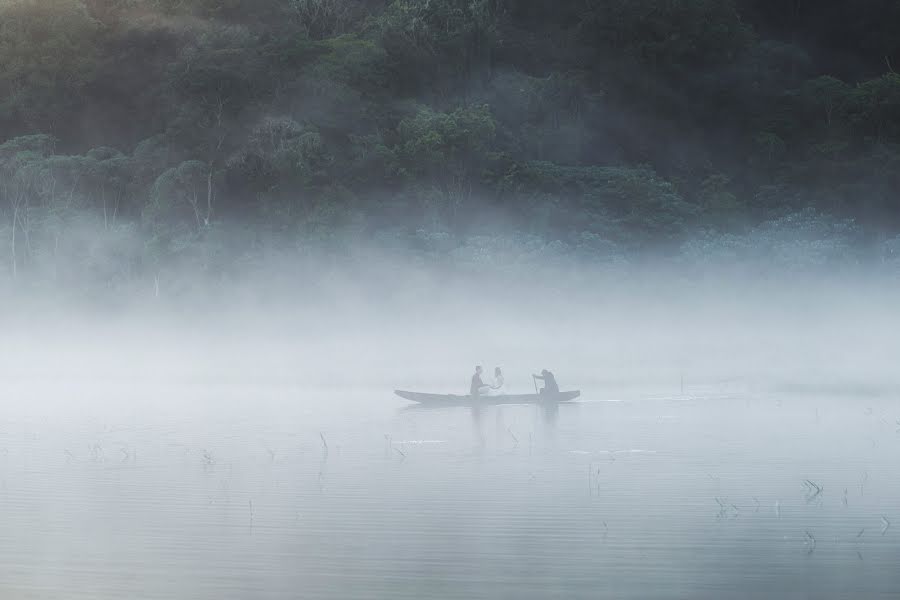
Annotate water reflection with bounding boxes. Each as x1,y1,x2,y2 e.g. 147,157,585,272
471,405,485,449
3,386,899,599
400,399,562,451
539,401,559,425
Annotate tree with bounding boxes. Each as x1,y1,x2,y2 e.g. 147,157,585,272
288,0,356,39
393,104,498,227
147,160,211,231
0,0,100,134
798,76,852,129
0,135,58,278
378,0,500,96
848,73,900,144
579,0,753,73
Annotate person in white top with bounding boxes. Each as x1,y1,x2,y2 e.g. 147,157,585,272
479,367,506,396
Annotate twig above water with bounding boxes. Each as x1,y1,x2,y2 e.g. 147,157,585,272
803,479,823,504
507,426,519,446
804,530,816,555
319,432,329,457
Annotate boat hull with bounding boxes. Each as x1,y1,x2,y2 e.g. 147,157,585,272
394,390,580,406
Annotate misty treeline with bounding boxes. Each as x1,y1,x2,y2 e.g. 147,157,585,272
2,0,900,297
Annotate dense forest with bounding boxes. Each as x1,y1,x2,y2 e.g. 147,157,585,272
2,0,900,296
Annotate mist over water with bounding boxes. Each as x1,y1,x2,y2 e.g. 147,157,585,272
4,0,900,594
2,261,900,598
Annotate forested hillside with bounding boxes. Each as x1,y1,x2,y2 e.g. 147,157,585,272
2,0,899,294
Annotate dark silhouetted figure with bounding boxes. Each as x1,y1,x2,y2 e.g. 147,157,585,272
533,369,559,394
470,365,486,396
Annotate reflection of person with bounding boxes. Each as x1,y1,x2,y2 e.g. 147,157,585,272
533,369,559,394
470,366,486,396
480,367,506,396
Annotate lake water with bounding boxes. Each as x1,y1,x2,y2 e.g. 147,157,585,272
1,379,899,598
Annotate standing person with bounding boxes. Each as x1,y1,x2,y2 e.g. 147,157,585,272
470,365,487,396
533,369,559,394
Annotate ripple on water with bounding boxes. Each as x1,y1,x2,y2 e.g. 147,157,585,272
0,386,897,599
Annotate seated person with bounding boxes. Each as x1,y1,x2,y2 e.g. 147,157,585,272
480,367,506,396
470,365,486,396
533,369,559,394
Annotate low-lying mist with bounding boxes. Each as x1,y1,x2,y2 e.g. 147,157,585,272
3,227,899,600
4,243,899,401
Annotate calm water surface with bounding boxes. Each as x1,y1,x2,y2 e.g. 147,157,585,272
1,380,899,598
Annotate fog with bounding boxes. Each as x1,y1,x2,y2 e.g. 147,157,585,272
4,0,900,595
4,254,899,393
3,251,900,598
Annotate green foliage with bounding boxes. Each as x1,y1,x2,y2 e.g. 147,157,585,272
385,104,498,227
481,71,602,163
287,0,359,39
798,76,852,129
147,160,210,231
0,0,899,292
580,0,754,72
698,174,743,227
395,104,496,181
847,74,900,143
499,161,697,243
307,35,388,93
680,208,863,271
378,0,499,93
0,0,100,131
298,34,390,130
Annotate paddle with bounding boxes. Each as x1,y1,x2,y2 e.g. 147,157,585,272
532,374,539,394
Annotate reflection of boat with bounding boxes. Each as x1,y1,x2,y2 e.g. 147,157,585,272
394,390,580,406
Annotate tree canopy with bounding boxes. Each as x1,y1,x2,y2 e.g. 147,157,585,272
0,0,897,293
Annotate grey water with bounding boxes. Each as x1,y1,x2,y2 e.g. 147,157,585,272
2,377,899,599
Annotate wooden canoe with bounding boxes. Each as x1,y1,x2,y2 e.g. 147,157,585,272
394,389,580,406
